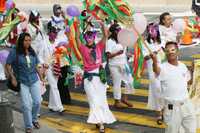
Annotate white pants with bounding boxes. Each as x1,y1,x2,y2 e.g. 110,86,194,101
47,67,64,111
0,63,6,80
84,68,116,124
146,60,162,111
163,99,196,133
109,65,134,100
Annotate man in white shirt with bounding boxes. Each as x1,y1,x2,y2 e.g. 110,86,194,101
151,41,196,133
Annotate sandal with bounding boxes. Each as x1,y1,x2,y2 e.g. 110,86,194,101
99,125,105,133
25,128,32,133
96,124,100,129
121,100,133,107
156,116,163,125
32,121,40,129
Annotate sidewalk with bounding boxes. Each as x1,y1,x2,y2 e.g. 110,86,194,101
0,82,62,133
14,111,62,133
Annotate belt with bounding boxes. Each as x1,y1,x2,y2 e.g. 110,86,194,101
83,72,99,81
164,99,189,108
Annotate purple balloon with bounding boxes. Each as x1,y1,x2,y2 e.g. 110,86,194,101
65,26,70,33
66,5,80,17
6,0,14,10
0,50,9,64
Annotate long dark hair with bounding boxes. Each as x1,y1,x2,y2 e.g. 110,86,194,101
108,23,121,43
146,23,161,44
16,32,36,56
159,12,170,25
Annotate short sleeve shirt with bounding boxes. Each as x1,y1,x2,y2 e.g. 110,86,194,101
6,49,40,86
159,62,191,101
79,41,105,72
106,39,127,66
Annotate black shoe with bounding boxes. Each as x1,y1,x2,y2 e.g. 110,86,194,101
96,124,100,129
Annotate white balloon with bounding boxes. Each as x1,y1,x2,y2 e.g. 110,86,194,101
172,19,186,33
118,29,138,47
133,13,147,34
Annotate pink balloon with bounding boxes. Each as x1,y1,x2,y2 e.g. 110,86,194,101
172,19,186,33
118,29,139,47
133,13,147,34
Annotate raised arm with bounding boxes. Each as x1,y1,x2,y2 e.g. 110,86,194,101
99,21,107,45
150,53,161,76
75,19,82,49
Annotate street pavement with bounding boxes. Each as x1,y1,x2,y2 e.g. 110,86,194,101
0,43,200,133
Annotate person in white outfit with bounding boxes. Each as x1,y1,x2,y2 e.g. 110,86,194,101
27,10,64,113
75,20,116,133
50,4,67,42
106,23,134,108
159,12,177,43
151,41,196,133
143,23,165,124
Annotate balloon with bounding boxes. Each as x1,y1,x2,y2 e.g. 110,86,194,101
6,0,14,10
118,29,139,47
172,19,186,33
65,26,70,33
66,5,80,17
0,50,9,64
133,13,147,34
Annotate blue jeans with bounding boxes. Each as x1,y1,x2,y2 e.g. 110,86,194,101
20,80,41,128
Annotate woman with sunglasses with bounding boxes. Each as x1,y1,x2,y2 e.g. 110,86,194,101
75,20,116,133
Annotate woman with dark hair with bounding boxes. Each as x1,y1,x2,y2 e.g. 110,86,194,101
159,12,177,42
75,20,116,133
106,23,134,108
143,23,165,125
6,32,42,133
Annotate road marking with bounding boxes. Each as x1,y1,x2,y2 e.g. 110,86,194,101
42,102,166,128
41,116,131,133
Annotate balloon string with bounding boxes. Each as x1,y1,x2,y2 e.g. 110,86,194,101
132,25,152,54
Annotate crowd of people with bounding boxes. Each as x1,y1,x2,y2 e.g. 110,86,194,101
0,1,200,133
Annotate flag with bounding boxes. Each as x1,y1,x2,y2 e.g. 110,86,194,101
0,0,6,13
133,37,145,85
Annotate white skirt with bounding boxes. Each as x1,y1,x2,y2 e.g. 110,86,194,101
84,68,116,124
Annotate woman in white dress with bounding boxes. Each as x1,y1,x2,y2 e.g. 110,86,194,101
27,10,64,113
143,23,165,125
106,23,134,108
75,20,116,133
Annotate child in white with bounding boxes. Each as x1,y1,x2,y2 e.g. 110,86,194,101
143,23,165,124
106,23,134,108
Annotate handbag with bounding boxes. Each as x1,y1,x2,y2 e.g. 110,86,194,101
6,50,20,92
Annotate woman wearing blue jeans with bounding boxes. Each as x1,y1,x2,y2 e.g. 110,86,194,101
6,32,43,133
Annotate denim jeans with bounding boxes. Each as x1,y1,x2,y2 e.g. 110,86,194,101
20,80,41,128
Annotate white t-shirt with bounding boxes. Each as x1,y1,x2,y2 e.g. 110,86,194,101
106,39,127,66
143,41,165,64
159,25,177,42
159,61,191,101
